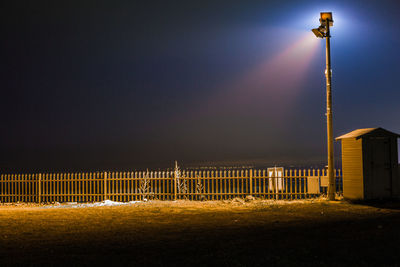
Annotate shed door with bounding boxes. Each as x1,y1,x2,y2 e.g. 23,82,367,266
370,137,392,198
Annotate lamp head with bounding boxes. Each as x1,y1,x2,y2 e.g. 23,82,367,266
320,12,333,27
312,28,324,38
311,12,333,38
312,25,326,38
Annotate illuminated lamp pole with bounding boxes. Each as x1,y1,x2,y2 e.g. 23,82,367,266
312,12,335,200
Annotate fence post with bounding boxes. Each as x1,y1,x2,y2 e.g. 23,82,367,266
174,171,177,201
38,173,42,204
249,169,253,196
104,171,108,201
174,161,178,200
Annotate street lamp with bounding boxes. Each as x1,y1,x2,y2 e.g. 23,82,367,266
312,12,335,200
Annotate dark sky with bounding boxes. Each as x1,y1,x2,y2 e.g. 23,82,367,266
1,0,400,172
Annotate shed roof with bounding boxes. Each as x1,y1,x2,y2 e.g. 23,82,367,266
336,127,400,140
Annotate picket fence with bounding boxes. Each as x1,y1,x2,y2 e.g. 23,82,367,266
0,169,342,203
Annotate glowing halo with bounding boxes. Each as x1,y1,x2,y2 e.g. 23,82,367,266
202,30,321,120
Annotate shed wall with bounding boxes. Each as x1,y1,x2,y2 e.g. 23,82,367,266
342,138,364,199
362,139,372,199
362,137,393,198
362,137,399,199
390,138,400,197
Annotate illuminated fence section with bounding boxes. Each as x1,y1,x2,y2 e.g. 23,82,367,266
40,173,105,203
178,170,251,200
0,169,342,203
0,174,37,202
106,171,175,202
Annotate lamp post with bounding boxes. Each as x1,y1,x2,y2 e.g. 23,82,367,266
312,12,335,200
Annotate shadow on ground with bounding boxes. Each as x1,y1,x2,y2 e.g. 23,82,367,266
348,198,400,210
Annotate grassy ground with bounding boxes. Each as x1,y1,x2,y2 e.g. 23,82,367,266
1,198,400,266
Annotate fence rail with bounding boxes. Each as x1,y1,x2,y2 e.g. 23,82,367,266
0,169,342,203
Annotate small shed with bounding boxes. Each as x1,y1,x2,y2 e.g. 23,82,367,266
336,128,400,200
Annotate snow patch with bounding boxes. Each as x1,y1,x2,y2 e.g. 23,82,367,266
44,200,141,208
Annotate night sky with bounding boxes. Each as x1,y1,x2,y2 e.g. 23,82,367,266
1,0,400,172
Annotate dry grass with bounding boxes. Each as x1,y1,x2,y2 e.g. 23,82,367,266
1,199,400,266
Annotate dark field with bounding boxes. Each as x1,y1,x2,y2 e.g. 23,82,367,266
1,199,400,266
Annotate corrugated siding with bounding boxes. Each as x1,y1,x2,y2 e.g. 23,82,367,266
342,138,364,199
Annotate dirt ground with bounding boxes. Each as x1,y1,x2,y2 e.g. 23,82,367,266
1,198,400,266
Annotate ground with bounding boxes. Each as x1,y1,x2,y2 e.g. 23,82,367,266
1,198,400,266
